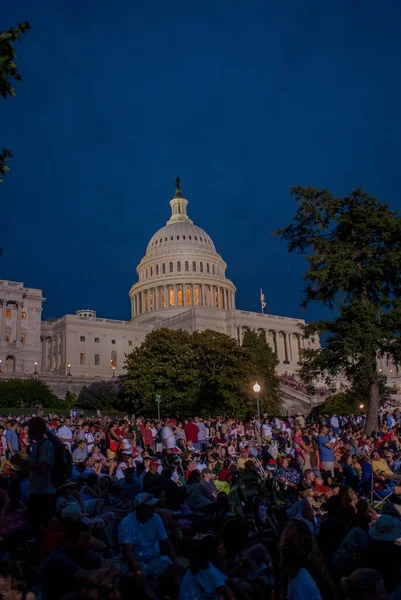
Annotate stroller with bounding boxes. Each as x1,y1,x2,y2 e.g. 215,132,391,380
229,468,278,540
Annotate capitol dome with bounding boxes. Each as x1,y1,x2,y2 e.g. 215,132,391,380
129,178,236,321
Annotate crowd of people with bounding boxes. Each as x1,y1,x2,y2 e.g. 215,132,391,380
279,373,332,396
1,408,401,599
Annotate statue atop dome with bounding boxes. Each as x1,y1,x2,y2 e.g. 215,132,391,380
175,176,183,198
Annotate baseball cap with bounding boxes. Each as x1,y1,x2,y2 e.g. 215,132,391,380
133,493,159,509
150,460,159,469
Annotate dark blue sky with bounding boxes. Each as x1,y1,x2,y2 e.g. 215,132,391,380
3,1,401,322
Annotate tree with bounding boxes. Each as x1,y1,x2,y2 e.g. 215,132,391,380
65,390,77,409
241,330,281,414
0,21,30,184
190,329,253,418
0,378,60,408
275,187,401,434
78,379,124,411
124,328,281,419
125,328,198,417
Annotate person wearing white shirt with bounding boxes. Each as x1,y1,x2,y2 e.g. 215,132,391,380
57,418,73,451
161,421,176,449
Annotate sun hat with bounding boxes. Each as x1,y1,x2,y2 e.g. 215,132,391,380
369,514,401,542
56,480,77,493
133,493,159,509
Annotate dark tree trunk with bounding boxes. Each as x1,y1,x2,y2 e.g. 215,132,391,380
366,360,380,435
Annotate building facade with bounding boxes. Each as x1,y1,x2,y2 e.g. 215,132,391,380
2,179,398,403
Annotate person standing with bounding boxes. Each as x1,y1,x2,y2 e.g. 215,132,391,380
57,418,73,451
10,416,56,533
184,419,200,450
5,420,19,459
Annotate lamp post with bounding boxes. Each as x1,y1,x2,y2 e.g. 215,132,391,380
0,359,2,373
67,363,71,376
112,366,115,378
34,361,38,374
253,382,261,420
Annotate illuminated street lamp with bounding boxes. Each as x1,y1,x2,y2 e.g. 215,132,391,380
34,361,38,374
253,382,261,420
112,366,115,378
359,403,364,410
0,359,2,372
67,363,71,376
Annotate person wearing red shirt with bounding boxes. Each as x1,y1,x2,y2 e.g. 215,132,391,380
18,424,30,452
184,419,199,449
140,421,154,450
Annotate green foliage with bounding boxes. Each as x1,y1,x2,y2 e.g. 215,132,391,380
241,330,281,414
78,379,124,411
0,378,60,408
275,187,401,433
0,21,30,184
65,390,77,409
124,328,282,419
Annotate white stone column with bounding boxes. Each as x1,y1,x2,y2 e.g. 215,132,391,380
273,330,281,362
41,337,46,370
0,300,6,342
16,303,22,346
283,332,290,363
183,283,187,307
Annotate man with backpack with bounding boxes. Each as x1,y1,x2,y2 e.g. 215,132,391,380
10,416,56,534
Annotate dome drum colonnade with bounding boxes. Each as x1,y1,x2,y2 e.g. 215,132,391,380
130,178,236,320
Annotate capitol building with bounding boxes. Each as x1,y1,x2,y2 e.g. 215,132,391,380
1,179,397,410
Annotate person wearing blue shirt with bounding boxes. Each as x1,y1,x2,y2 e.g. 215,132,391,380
316,425,336,481
118,492,183,583
5,420,19,458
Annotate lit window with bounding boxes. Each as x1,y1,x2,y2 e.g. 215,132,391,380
177,287,183,306
21,312,27,319
186,286,192,305
185,261,189,271
169,289,175,307
161,288,166,308
80,336,86,342
144,291,148,311
95,337,100,343
215,290,219,308
95,354,100,365
194,286,200,306
128,340,133,346
80,353,85,365
193,261,196,272
111,351,117,367
5,310,11,317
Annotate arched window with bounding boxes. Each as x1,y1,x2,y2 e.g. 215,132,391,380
169,262,173,273
162,263,166,274
192,261,196,272
212,265,215,275
150,266,153,277
207,263,210,273
143,291,149,312
169,288,175,307
177,261,181,272
156,264,159,275
146,268,148,279
194,286,200,306
111,351,117,367
186,286,192,305
185,261,189,271
200,262,203,273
